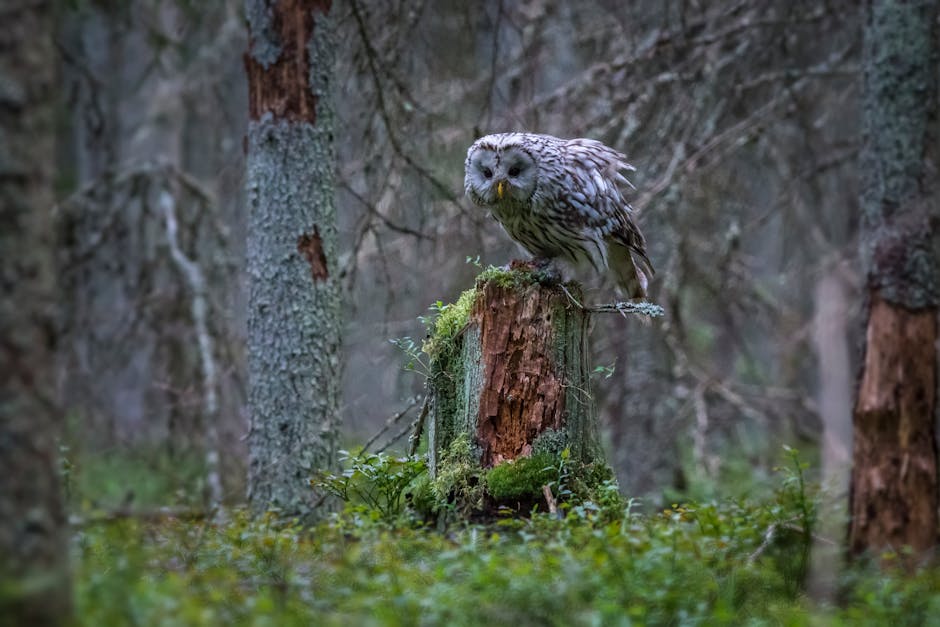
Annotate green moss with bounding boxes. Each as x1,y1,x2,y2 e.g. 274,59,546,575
475,264,536,289
430,433,484,514
485,453,558,501
423,288,477,459
423,287,476,357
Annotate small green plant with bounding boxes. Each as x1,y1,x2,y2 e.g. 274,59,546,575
772,445,817,592
591,361,617,379
313,451,427,520
777,445,815,536
389,336,430,377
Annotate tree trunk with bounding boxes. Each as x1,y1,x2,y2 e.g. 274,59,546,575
809,263,854,597
0,2,73,623
245,0,341,520
427,269,609,514
849,0,939,560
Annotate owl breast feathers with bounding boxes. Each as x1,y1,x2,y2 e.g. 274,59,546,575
464,132,654,298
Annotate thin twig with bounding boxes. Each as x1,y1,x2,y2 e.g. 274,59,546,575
585,301,666,317
542,485,561,519
408,394,431,456
68,506,209,527
558,283,665,318
360,397,420,455
747,518,832,564
748,522,781,564
376,421,417,454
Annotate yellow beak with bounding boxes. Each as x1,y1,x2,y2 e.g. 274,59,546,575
496,180,506,200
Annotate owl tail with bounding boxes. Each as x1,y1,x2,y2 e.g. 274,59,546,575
606,240,653,300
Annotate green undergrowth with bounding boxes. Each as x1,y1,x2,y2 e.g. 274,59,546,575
73,449,940,626
61,442,210,511
314,438,611,521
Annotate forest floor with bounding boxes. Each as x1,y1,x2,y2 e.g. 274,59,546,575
68,448,940,626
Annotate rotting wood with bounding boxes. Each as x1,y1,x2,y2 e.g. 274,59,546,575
849,293,938,558
473,280,568,467
245,0,332,122
427,269,606,479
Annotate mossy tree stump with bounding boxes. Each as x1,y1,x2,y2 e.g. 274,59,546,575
424,265,615,515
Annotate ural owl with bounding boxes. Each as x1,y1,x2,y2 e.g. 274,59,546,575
465,132,654,298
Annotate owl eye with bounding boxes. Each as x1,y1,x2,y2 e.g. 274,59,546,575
482,167,493,178
508,165,521,177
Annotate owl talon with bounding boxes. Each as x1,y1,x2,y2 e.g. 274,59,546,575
532,261,563,286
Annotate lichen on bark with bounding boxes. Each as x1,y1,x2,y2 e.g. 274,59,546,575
858,0,939,309
245,0,340,520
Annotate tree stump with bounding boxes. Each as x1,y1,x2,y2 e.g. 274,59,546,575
424,265,613,515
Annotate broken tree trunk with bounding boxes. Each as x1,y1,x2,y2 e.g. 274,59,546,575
430,271,598,472
423,266,659,516
848,0,939,562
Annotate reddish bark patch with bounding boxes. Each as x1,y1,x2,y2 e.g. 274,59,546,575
297,228,328,281
473,282,565,467
245,0,331,122
849,291,938,561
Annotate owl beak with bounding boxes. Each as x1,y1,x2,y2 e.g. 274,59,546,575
496,180,506,200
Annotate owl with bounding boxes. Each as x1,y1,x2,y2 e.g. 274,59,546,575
465,132,654,299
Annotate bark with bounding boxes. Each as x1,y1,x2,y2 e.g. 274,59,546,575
428,273,605,478
849,0,939,559
850,295,938,556
0,1,72,623
245,0,341,519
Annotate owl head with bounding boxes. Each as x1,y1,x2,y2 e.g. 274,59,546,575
464,133,540,206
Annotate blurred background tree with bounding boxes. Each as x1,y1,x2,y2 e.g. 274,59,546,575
0,1,72,622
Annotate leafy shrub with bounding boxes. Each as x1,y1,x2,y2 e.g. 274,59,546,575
312,451,426,520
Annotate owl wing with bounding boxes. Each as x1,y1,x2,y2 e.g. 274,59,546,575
562,139,655,282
